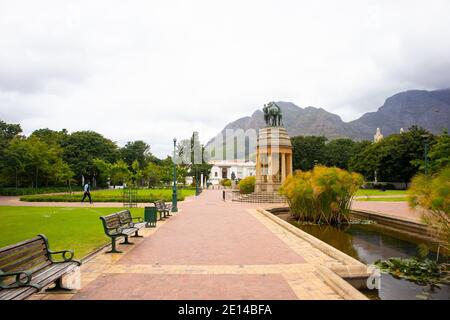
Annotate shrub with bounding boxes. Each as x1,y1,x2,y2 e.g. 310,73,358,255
19,188,193,203
238,176,256,194
0,187,82,196
408,166,450,246
220,179,232,187
20,193,186,203
279,166,363,225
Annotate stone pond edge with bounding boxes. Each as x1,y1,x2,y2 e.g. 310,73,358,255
256,207,370,300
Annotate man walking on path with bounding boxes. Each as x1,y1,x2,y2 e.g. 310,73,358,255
81,182,92,204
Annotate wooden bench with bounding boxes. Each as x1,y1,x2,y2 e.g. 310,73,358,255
0,234,81,300
100,210,145,254
117,210,146,231
153,200,172,220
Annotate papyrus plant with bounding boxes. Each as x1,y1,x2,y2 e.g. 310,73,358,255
408,166,450,247
280,166,363,225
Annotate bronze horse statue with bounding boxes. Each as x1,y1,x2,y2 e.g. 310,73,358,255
263,102,283,126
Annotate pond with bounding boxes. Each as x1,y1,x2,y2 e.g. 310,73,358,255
274,211,450,300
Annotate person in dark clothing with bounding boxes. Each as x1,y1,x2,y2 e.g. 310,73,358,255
81,182,92,204
222,189,225,201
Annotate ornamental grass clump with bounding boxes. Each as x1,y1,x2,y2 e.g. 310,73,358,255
280,166,363,225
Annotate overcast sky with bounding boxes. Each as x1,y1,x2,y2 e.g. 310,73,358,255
1,0,450,157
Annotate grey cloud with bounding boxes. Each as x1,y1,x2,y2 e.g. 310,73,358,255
1,0,450,157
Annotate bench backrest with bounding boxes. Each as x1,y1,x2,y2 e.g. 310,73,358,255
117,210,133,226
153,201,162,210
0,235,51,278
100,213,122,233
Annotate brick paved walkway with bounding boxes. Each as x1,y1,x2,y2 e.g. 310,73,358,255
351,201,423,222
29,190,368,300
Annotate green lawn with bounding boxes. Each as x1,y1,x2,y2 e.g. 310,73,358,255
20,188,195,202
355,189,407,196
354,197,408,202
0,206,150,259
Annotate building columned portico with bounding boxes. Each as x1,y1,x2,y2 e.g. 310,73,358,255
208,160,256,185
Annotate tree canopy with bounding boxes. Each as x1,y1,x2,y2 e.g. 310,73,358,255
291,136,371,171
349,126,436,183
61,131,119,181
428,130,450,174
0,120,170,188
120,140,151,168
290,126,447,185
291,136,327,171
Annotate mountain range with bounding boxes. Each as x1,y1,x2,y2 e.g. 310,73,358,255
206,89,450,152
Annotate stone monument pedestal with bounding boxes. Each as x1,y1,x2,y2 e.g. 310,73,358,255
254,127,293,193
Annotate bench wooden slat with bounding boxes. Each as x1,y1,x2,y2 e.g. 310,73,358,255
133,222,146,229
0,242,46,263
117,210,132,225
0,234,80,300
0,237,44,254
15,264,78,300
0,285,36,300
0,264,62,300
0,263,74,300
2,254,51,272
31,263,77,284
0,247,47,272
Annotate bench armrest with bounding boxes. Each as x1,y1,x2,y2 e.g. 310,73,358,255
48,249,73,262
48,250,82,265
0,270,40,289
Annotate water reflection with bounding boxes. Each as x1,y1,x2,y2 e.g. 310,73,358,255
289,218,450,300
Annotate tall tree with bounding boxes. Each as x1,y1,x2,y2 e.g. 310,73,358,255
323,138,355,169
0,120,23,178
120,140,151,168
2,137,31,187
349,126,435,183
109,160,131,186
92,158,112,188
61,131,119,183
0,120,22,148
2,136,72,188
30,128,68,147
427,130,450,174
142,162,162,187
291,136,327,171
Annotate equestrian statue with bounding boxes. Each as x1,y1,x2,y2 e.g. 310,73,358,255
263,102,283,127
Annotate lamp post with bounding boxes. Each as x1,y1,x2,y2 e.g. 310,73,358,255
195,166,199,196
171,138,178,212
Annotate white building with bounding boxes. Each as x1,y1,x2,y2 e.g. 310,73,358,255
208,160,256,185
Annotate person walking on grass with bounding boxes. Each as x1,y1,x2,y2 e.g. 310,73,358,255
81,181,92,204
